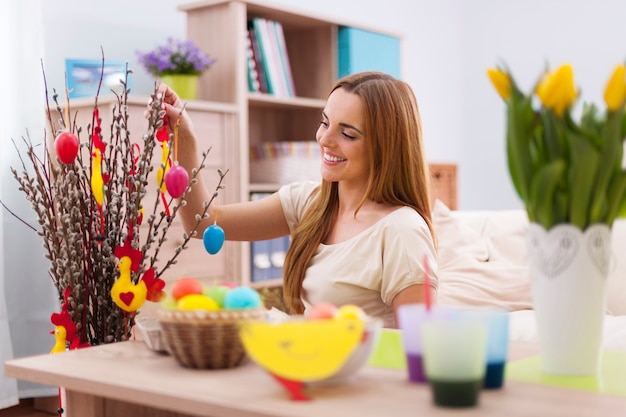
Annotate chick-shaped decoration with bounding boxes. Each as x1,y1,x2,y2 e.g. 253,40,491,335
239,304,367,401
111,237,147,312
156,140,172,194
91,148,105,208
50,325,67,354
50,287,90,353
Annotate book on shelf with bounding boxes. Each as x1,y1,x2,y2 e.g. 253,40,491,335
271,20,296,97
259,17,288,97
247,21,269,93
249,17,296,97
250,18,275,94
245,30,260,93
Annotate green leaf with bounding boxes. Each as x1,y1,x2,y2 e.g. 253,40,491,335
568,132,600,229
605,171,626,226
506,89,535,202
529,160,567,229
589,106,625,223
540,109,564,161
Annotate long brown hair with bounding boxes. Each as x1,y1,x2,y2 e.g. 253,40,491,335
281,72,435,314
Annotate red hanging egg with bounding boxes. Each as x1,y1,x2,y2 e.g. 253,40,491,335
54,131,79,164
164,163,189,198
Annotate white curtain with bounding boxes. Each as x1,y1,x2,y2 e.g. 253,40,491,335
1,0,58,409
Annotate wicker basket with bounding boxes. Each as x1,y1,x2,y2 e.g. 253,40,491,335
157,308,267,369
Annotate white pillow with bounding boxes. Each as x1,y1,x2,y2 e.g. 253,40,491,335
433,200,533,311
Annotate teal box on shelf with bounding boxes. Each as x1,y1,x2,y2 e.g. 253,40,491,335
337,27,401,79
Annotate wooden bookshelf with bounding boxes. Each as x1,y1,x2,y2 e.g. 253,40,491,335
178,0,456,288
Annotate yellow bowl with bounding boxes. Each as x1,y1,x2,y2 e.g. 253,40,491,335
239,315,382,384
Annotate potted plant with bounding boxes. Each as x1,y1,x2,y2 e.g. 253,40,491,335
487,62,626,375
5,63,226,347
137,37,216,100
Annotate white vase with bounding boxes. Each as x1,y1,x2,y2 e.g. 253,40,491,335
527,222,610,375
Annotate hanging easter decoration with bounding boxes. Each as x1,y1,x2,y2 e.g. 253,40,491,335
54,131,79,164
90,107,109,238
203,206,225,255
164,114,189,198
54,101,79,164
111,234,166,313
155,116,172,217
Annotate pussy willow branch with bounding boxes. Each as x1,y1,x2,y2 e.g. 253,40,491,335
4,63,225,345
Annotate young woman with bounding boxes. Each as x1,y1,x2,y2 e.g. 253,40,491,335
158,71,438,328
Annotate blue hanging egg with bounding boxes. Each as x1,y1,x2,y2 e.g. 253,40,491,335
203,224,225,255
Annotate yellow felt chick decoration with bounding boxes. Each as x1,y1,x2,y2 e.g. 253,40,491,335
156,140,172,194
50,326,67,354
91,149,105,207
239,304,366,400
111,256,148,312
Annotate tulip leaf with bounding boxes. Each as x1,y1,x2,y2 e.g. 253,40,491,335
529,160,567,229
568,133,599,229
589,107,624,223
606,172,626,226
506,90,534,202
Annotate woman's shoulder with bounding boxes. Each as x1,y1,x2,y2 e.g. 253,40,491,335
379,206,430,233
278,181,320,231
279,181,320,197
278,181,320,209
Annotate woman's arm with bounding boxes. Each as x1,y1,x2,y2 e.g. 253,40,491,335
392,284,437,328
158,84,290,242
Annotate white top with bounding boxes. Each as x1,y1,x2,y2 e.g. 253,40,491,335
279,181,439,327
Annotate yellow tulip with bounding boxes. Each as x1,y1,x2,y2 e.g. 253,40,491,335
486,68,511,100
604,64,626,111
536,64,578,116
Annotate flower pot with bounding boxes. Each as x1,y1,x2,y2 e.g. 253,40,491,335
159,74,199,100
527,222,610,375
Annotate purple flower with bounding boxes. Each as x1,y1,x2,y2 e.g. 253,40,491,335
136,37,216,76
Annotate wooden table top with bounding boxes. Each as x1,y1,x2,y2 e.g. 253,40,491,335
4,340,626,417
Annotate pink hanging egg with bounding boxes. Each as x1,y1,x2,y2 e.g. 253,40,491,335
54,131,79,164
165,164,189,198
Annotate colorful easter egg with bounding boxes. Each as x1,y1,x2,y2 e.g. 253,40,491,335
223,286,262,310
171,277,203,301
55,131,79,164
160,296,178,310
177,294,219,311
309,303,338,320
164,163,189,198
336,304,366,321
203,285,231,308
203,224,225,255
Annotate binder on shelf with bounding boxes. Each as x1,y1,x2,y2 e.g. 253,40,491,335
269,235,289,279
250,192,290,282
251,239,273,282
338,27,401,79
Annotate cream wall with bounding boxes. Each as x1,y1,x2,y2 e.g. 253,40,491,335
39,0,626,210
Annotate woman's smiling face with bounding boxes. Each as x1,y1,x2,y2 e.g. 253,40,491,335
316,88,369,186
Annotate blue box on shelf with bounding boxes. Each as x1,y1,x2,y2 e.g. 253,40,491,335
338,27,401,79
